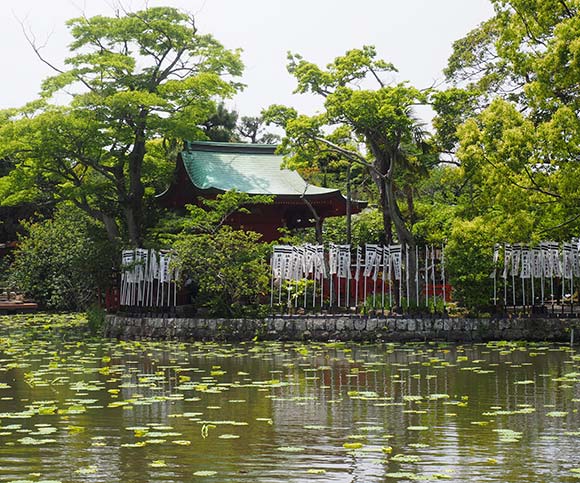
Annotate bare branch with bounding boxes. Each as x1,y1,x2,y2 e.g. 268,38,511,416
538,213,580,235
18,18,100,94
440,159,462,167
512,4,547,48
558,0,574,18
157,48,188,85
368,67,385,88
523,164,562,199
18,18,64,75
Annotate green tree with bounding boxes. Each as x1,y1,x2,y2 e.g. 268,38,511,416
412,165,464,244
201,102,240,142
436,0,580,241
264,46,436,303
171,191,273,317
173,228,270,316
445,218,496,314
0,7,243,245
444,0,580,112
237,115,280,144
9,205,117,310
427,0,580,311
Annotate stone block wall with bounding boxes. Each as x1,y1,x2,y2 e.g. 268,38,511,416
104,315,577,343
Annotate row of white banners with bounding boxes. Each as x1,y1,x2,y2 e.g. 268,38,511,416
491,241,580,307
120,249,178,307
270,244,445,309
492,241,580,280
117,240,579,311
271,244,407,281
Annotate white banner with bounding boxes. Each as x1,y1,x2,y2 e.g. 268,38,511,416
390,244,402,280
329,244,339,275
491,244,499,278
354,246,363,281
520,248,532,279
372,246,383,282
304,244,316,275
290,246,305,281
314,245,326,278
532,248,542,278
382,246,391,282
363,244,379,278
511,245,521,277
563,243,575,279
159,253,171,283
502,244,511,279
337,245,351,279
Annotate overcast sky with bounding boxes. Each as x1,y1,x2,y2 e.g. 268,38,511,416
0,0,494,126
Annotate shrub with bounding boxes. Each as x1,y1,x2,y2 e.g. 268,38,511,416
86,304,106,335
9,205,117,310
172,226,270,317
445,218,495,315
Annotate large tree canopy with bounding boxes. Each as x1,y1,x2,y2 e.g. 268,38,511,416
0,7,243,245
433,0,580,241
264,46,436,304
418,0,580,310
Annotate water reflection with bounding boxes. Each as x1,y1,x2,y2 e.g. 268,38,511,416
0,318,578,482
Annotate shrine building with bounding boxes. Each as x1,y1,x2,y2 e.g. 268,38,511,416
157,141,365,241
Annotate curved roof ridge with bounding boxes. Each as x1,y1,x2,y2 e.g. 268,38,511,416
185,140,278,154
181,141,339,197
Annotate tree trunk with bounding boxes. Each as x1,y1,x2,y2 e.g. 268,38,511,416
405,186,416,226
405,240,418,308
301,195,324,245
385,175,417,305
125,206,141,247
126,117,147,246
72,198,121,243
367,141,417,305
367,144,393,245
380,179,393,245
346,164,352,245
101,213,121,243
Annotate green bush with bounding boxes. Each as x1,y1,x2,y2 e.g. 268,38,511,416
446,218,495,315
165,191,273,318
86,304,106,335
9,205,117,310
173,227,270,317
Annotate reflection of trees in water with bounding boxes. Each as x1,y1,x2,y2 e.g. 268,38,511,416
266,343,580,481
2,334,578,482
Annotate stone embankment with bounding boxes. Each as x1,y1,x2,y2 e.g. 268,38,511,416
104,315,577,343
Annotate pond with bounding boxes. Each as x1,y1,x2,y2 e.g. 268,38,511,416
0,314,578,482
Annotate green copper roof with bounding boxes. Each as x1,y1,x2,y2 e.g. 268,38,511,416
181,141,340,196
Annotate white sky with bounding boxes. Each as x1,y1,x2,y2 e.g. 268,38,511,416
0,0,494,126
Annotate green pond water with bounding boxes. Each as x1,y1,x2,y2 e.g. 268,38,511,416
0,315,578,483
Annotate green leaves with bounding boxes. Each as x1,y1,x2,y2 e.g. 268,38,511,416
0,6,244,245
169,191,272,317
8,205,117,311
288,46,396,95
431,2,580,305
173,227,270,317
180,191,274,236
270,46,431,271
